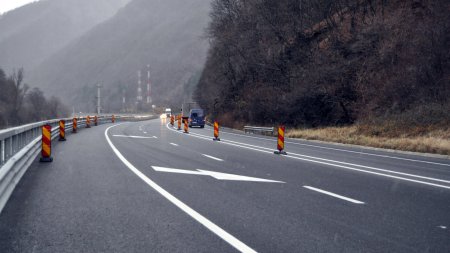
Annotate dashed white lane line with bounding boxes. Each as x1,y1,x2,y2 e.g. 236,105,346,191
113,135,156,139
153,136,158,139
170,143,179,146
202,154,224,162
105,124,257,253
303,186,365,204
143,131,147,134
204,126,450,167
166,124,450,190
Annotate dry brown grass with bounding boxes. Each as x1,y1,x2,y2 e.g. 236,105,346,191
286,125,450,156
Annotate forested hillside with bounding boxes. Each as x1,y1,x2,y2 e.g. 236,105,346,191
0,68,68,128
0,0,130,73
196,0,449,130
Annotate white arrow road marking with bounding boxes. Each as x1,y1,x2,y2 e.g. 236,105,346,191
303,186,365,204
152,166,284,183
113,135,156,139
105,125,257,253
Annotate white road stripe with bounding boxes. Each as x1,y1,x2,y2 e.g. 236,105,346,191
208,126,450,167
192,132,450,184
202,154,224,161
113,135,156,139
166,124,450,190
170,143,179,146
303,186,365,204
143,131,147,134
106,125,257,253
153,136,158,139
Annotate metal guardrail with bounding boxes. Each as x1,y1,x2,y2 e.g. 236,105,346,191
0,114,154,213
243,126,275,136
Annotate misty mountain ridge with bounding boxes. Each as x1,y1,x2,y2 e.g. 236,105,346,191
0,0,131,73
28,0,211,112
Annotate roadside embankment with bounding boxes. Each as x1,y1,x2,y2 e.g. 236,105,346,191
286,125,450,156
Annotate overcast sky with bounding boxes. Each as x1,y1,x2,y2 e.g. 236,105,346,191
0,0,38,14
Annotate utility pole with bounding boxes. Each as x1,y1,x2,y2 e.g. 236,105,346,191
147,64,151,104
137,70,143,102
122,88,126,112
96,84,103,115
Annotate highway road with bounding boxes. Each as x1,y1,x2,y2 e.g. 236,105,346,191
0,119,449,252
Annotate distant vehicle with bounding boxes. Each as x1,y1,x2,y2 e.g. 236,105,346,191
188,109,205,128
165,108,171,117
181,102,200,118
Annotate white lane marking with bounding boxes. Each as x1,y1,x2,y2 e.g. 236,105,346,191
186,130,450,185
152,166,284,183
170,143,179,146
113,135,156,139
202,154,224,162
143,131,147,134
167,124,450,190
438,225,447,229
105,125,257,253
192,132,450,184
153,136,158,139
303,186,365,204
206,126,450,167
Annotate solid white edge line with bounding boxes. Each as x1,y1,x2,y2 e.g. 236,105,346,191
185,129,450,185
303,186,365,204
202,154,224,162
205,126,450,167
105,124,257,253
166,124,450,190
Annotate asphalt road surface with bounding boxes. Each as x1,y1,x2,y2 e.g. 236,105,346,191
1,119,449,252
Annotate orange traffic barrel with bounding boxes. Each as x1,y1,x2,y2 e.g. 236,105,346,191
40,124,53,162
274,125,287,155
58,120,66,141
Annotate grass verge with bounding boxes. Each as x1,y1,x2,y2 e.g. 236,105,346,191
286,125,450,156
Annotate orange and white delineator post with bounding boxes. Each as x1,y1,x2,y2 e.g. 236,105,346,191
72,118,77,133
274,125,287,155
170,115,175,126
213,121,220,141
86,116,91,128
183,117,189,134
112,115,115,123
94,115,98,126
58,120,66,141
177,115,182,130
40,124,53,162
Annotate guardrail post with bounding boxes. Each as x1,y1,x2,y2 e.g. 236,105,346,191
213,121,220,141
274,125,287,155
59,120,66,141
39,125,53,162
1,140,4,165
